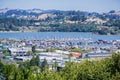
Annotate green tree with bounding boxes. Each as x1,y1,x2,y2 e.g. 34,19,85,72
3,50,9,56
26,51,32,56
68,53,73,61
111,72,120,80
60,62,78,80
110,52,120,74
0,59,3,72
30,56,36,66
30,66,40,74
52,60,58,71
70,47,82,53
21,67,31,80
35,55,40,67
41,59,49,72
1,64,16,80
30,55,40,67
32,45,36,54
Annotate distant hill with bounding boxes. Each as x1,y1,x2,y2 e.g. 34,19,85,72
0,8,120,35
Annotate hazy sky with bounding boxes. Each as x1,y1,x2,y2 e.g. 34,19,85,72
0,0,120,13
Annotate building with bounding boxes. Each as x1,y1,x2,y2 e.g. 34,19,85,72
38,52,67,69
14,56,32,62
84,51,112,60
8,47,31,56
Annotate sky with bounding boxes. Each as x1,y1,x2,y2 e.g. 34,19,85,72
0,0,120,13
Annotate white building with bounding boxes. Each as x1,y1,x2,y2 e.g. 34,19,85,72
8,47,31,56
38,52,67,68
14,56,32,62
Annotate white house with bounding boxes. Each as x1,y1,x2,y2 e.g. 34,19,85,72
8,47,31,56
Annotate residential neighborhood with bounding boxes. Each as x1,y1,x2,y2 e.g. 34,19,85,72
0,38,120,69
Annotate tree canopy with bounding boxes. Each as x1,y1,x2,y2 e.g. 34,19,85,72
0,52,120,80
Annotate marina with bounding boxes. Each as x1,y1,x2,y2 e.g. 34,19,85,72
0,32,120,69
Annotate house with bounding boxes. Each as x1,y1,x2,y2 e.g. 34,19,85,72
8,47,31,56
38,52,67,69
14,56,32,61
72,53,81,58
84,51,112,60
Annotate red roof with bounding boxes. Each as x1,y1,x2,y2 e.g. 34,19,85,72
73,53,81,57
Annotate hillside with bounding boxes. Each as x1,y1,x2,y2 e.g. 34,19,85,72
0,8,120,34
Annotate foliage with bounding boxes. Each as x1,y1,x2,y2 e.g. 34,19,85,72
32,45,36,54
70,47,82,53
0,52,120,80
3,50,9,56
30,55,40,67
41,59,49,72
68,53,73,61
0,10,120,34
52,60,58,71
26,51,32,56
46,48,56,52
0,59,3,72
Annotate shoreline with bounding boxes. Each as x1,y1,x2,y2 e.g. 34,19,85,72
0,31,120,35
0,31,37,33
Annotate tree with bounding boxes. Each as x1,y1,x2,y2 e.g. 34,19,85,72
1,64,17,80
70,47,82,53
52,60,58,71
32,45,36,54
26,51,32,56
3,50,9,56
111,52,120,74
41,59,49,72
0,59,3,72
111,72,120,80
30,55,40,67
21,67,31,80
1,52,120,80
30,56,36,66
35,55,40,67
30,66,40,74
60,62,78,80
68,53,73,61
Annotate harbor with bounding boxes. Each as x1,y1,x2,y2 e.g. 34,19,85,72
0,32,120,69
0,35,120,67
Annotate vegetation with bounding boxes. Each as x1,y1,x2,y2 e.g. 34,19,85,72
46,48,56,52
26,51,32,56
3,50,9,56
52,60,58,71
0,10,120,34
70,47,88,53
41,59,49,72
30,55,40,67
32,45,36,55
0,52,120,80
